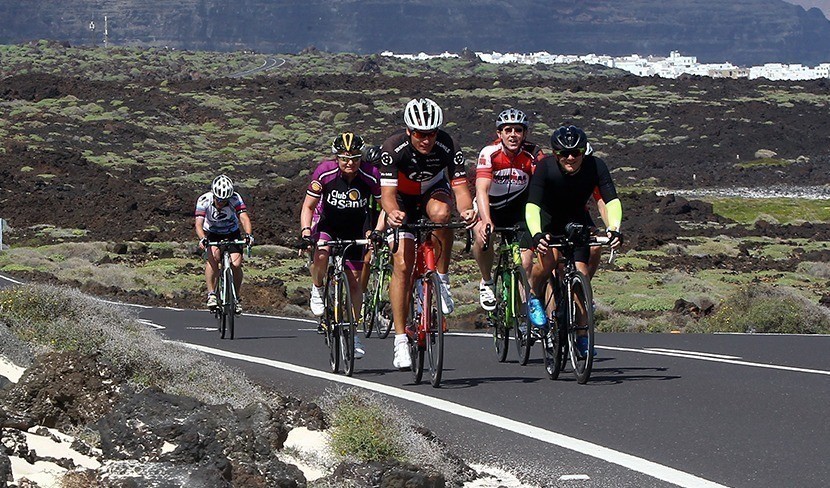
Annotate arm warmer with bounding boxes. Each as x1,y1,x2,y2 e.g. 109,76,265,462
526,202,543,236
605,198,622,230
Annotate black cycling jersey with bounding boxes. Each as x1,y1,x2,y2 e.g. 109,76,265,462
526,154,618,234
379,129,466,196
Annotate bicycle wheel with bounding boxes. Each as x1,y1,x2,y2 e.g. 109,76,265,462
424,272,444,388
375,266,393,339
543,277,566,380
513,266,533,366
224,266,236,340
491,268,509,362
568,272,595,384
324,274,340,374
337,271,356,377
217,272,227,339
361,262,378,338
410,281,425,384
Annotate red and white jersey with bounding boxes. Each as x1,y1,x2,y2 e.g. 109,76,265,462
475,141,544,209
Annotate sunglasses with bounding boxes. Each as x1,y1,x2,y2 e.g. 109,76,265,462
412,129,438,138
500,126,525,134
337,154,362,161
555,148,585,158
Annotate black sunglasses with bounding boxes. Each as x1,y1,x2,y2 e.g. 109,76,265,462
555,148,585,158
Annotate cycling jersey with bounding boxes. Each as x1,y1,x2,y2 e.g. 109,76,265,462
307,159,381,237
379,129,466,195
526,155,619,235
195,192,247,234
476,141,544,209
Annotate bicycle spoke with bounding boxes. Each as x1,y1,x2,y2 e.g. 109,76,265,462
568,272,595,384
426,273,444,388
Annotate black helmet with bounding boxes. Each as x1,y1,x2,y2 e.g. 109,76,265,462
362,145,382,164
550,125,588,152
331,132,365,155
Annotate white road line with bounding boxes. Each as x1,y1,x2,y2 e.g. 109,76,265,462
180,342,729,488
137,319,164,330
644,348,742,360
603,345,830,376
0,274,23,285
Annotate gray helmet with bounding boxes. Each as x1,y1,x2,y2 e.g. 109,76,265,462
496,108,528,129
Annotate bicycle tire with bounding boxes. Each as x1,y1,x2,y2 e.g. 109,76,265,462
492,268,509,362
225,266,236,340
410,280,425,384
544,277,566,380
375,265,393,339
217,271,227,339
361,265,377,338
513,266,533,366
337,271,356,377
568,272,595,384
425,272,444,388
325,272,340,374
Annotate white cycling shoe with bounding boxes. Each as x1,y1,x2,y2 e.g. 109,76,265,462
479,280,496,311
310,285,324,316
354,337,365,360
393,341,411,369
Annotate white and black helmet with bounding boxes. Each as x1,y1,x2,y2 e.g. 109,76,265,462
403,98,443,131
496,108,528,129
211,174,234,200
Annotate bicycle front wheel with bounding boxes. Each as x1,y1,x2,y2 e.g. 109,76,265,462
513,266,532,366
224,266,236,340
324,275,339,374
410,281,424,385
361,266,378,338
375,266,393,339
424,272,444,388
337,271,356,377
543,277,566,380
491,268,509,362
568,272,595,384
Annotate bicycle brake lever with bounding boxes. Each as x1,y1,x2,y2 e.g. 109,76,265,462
608,248,617,265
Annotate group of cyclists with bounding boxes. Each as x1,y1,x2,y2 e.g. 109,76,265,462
194,97,623,370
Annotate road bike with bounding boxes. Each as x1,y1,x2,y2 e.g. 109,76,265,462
481,224,532,364
361,234,393,339
540,223,612,384
315,237,370,377
206,239,250,340
393,220,470,388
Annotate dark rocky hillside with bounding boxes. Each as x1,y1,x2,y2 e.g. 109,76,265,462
1,0,830,65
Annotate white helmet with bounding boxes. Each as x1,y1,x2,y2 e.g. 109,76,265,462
403,98,443,131
496,108,528,129
211,174,234,200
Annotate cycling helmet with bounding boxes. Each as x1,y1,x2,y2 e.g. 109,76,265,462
331,132,365,155
550,125,589,152
211,174,234,200
496,108,528,129
403,98,443,131
362,144,382,164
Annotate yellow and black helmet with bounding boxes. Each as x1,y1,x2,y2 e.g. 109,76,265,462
331,132,365,155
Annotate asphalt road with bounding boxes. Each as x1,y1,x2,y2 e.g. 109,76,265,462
129,304,830,488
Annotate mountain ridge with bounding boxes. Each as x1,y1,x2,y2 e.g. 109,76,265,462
2,0,830,65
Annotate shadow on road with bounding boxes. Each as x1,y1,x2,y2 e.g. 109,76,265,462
438,374,543,389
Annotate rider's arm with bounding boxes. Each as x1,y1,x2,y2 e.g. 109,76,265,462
238,211,252,236
525,156,549,236
474,146,494,225
299,194,320,236
194,216,207,241
525,203,543,236
594,157,622,231
604,198,622,231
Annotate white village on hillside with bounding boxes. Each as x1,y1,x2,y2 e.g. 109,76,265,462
383,50,830,81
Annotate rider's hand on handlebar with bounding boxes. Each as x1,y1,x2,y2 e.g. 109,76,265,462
475,219,492,245
533,232,551,255
244,233,255,247
199,237,209,250
387,209,406,228
460,207,478,228
369,229,385,248
607,229,623,250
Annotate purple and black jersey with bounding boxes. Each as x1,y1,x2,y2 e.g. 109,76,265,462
307,159,381,237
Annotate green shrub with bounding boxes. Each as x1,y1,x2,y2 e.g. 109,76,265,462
693,285,830,334
324,390,404,462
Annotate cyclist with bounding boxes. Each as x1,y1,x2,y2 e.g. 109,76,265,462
525,125,623,356
195,174,254,313
379,97,476,369
473,108,545,311
299,132,384,360
359,145,385,293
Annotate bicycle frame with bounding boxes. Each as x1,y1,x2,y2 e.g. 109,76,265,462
206,239,248,340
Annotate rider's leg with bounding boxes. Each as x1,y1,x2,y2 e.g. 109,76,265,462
586,246,602,280
359,247,373,291
472,228,495,282
390,238,416,335
425,193,453,274
205,247,221,294
230,252,243,295
345,263,364,320
311,246,330,288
